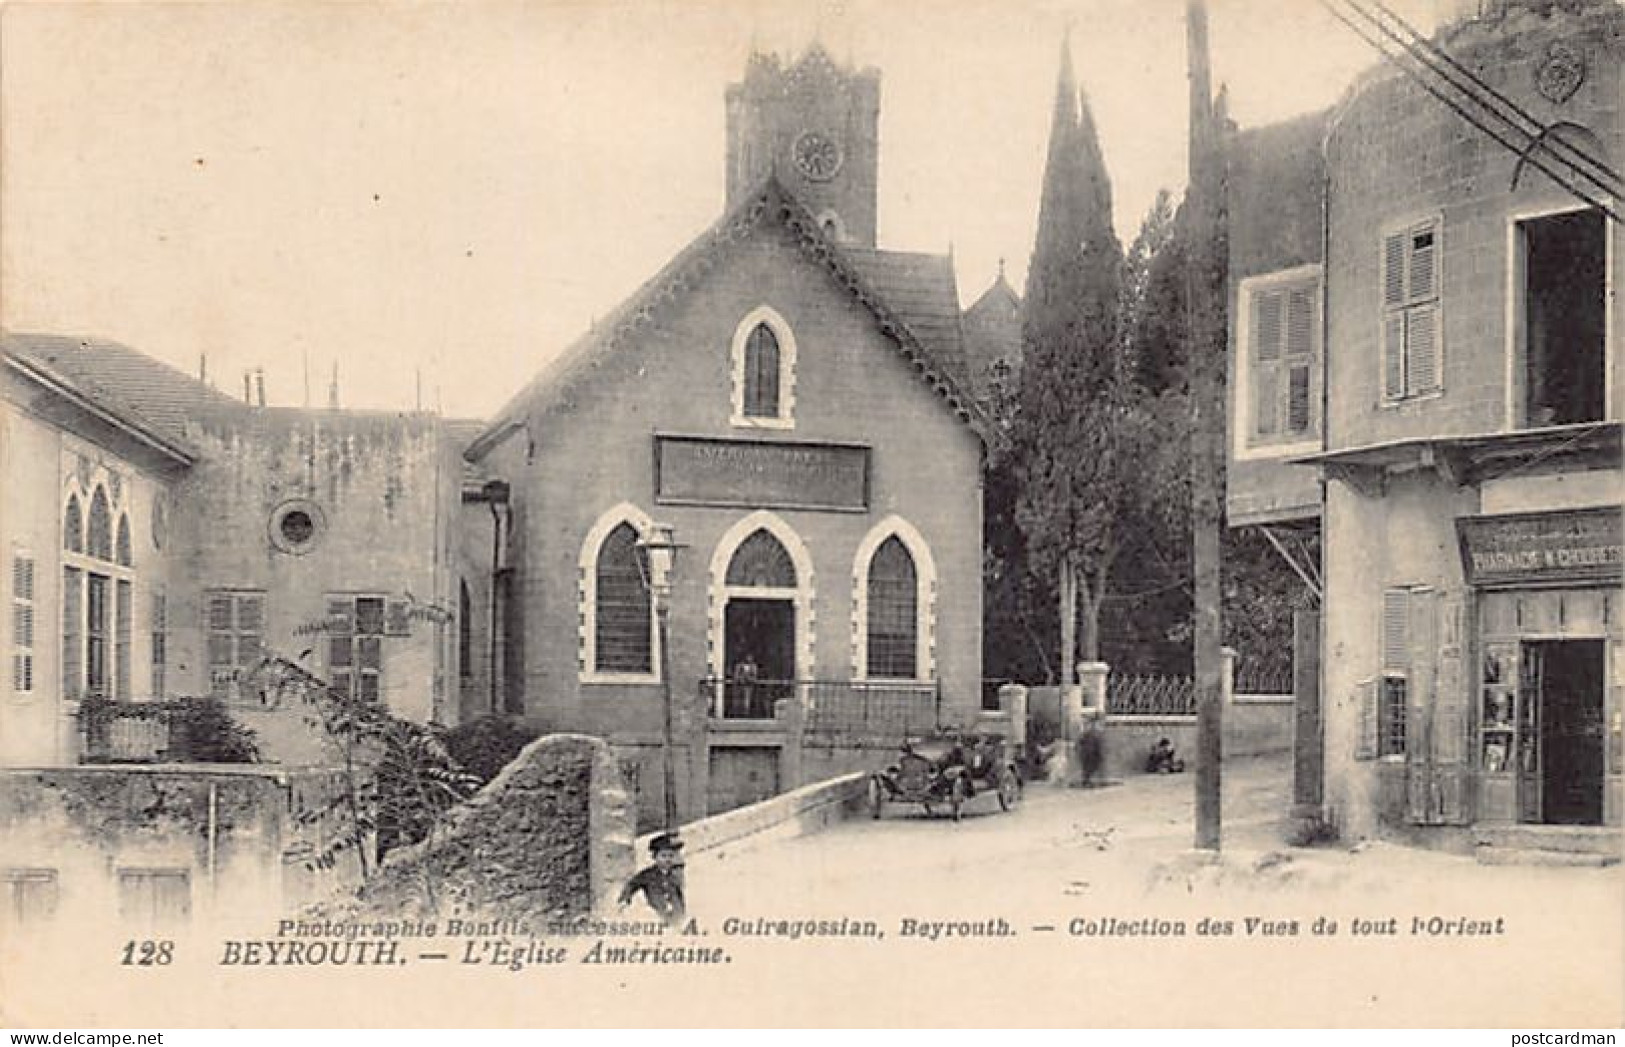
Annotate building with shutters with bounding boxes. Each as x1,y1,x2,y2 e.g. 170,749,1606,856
1229,0,1623,855
462,45,988,827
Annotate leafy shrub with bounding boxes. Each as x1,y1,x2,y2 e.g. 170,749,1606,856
445,714,542,784
174,696,261,763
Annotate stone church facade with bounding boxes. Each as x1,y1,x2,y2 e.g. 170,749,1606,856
466,46,990,826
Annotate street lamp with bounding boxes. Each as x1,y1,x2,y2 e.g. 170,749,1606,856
636,522,682,829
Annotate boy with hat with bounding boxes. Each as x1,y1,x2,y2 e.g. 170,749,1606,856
617,831,686,926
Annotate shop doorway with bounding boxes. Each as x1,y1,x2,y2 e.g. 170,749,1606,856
722,599,794,719
1526,639,1606,826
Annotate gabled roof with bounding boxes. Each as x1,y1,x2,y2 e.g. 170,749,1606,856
3,331,241,463
470,177,986,461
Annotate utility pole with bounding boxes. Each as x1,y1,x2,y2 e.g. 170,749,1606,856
1186,0,1227,852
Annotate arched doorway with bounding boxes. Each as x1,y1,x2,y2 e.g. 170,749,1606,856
720,528,798,719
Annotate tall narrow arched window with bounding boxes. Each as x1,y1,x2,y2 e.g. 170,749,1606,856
63,496,84,553
88,488,112,561
594,523,651,674
742,324,781,418
866,536,918,679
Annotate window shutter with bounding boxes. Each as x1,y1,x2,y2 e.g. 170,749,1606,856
1381,588,1409,673
1382,233,1407,308
1407,226,1436,301
1382,314,1405,399
1255,363,1279,436
1287,364,1312,433
1355,678,1378,761
1285,285,1315,358
1405,303,1439,393
1254,290,1283,361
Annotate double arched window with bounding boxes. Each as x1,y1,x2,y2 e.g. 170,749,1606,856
62,479,136,700
729,307,796,428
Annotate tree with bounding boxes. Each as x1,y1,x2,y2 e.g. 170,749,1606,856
1013,42,1126,680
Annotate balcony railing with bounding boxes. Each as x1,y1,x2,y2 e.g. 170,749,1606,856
78,699,179,763
699,678,941,735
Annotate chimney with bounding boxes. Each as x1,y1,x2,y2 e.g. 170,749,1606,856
243,371,253,402
255,368,267,407
199,353,209,384
327,361,340,410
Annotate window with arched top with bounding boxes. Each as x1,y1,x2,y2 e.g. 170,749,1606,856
730,308,796,428
866,536,918,679
63,496,84,553
726,530,796,588
88,488,112,561
594,523,652,674
742,324,781,419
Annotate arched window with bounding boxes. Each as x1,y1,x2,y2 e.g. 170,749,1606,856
726,530,795,588
63,496,84,553
594,523,651,674
88,488,112,561
866,536,918,679
115,515,132,567
742,324,780,419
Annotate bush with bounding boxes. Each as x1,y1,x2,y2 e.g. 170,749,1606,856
444,714,541,784
175,696,261,763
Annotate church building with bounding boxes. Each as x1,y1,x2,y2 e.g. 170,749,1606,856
464,46,990,825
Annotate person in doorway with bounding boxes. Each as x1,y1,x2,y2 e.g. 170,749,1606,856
731,653,760,717
618,831,686,927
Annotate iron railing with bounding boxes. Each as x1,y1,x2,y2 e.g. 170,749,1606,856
1106,674,1197,717
698,678,941,735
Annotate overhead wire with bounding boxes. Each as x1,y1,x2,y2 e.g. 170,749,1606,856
1318,0,1622,223
1360,0,1621,195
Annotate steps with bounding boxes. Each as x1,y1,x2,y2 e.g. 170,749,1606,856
1473,825,1622,867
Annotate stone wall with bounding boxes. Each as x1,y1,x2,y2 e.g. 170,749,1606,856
350,733,634,921
0,764,350,934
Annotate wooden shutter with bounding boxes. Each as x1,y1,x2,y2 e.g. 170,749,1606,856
1431,592,1472,824
1382,233,1407,308
1355,678,1378,761
1406,303,1439,393
1382,314,1406,399
1381,589,1410,673
1404,588,1438,823
1407,225,1436,301
1253,289,1282,435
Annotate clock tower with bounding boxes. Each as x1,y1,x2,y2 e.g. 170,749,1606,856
725,44,880,246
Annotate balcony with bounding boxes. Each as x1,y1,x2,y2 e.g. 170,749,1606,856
698,678,942,736
76,698,260,765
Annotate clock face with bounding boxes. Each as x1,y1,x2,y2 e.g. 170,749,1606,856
792,131,843,182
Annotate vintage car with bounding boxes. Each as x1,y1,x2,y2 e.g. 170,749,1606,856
868,729,1022,821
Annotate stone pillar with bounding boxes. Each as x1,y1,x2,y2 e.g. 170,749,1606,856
1078,661,1109,714
1221,646,1237,705
998,683,1028,750
1059,662,1108,786
778,686,806,792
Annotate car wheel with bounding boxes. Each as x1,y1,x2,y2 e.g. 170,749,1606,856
950,777,967,822
868,776,884,820
997,766,1021,812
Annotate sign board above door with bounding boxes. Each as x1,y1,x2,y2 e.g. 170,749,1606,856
1457,506,1622,588
654,435,870,513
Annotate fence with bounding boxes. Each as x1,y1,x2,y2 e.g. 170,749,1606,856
1106,674,1197,717
697,678,941,736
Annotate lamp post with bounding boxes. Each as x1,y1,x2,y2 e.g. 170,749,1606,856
637,522,682,830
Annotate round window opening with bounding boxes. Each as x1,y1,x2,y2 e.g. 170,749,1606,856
269,501,323,554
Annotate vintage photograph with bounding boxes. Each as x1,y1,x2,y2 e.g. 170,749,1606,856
0,0,1621,1030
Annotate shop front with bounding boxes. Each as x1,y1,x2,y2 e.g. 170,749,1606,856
1459,506,1622,830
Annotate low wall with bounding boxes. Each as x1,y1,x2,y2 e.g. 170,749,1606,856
633,771,869,868
354,733,634,921
1098,696,1294,778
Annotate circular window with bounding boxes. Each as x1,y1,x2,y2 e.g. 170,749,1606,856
269,500,323,554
